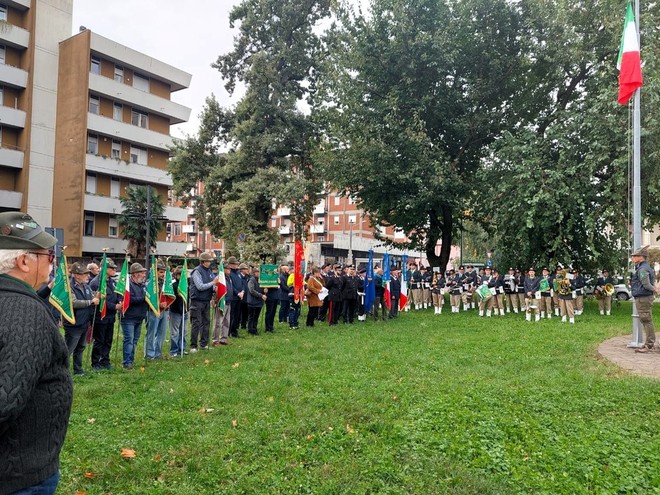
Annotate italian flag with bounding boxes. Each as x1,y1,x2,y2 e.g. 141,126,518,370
617,2,643,105
216,258,227,312
115,258,131,313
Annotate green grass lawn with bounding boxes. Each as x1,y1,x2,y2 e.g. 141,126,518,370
60,301,660,494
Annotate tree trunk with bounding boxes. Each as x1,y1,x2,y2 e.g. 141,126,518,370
425,204,453,274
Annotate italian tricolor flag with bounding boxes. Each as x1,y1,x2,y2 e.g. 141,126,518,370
617,2,643,105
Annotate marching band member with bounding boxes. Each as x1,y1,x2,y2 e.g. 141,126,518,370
458,266,471,311
595,269,614,316
447,269,462,313
480,266,494,317
555,269,575,324
503,267,517,313
431,270,446,314
490,268,505,316
421,266,432,309
524,267,541,322
539,267,553,319
514,269,525,313
551,266,561,316
571,268,586,315
409,262,423,310
465,265,478,309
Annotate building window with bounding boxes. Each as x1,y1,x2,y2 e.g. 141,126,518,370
110,177,121,197
90,56,100,75
111,140,121,159
131,109,148,128
89,95,100,115
0,45,6,65
87,134,98,154
114,65,124,83
174,223,181,236
333,215,340,225
113,103,123,121
0,5,7,22
130,145,147,165
108,215,118,238
348,195,355,205
133,73,149,92
85,173,97,194
84,213,95,236
348,214,357,224
318,236,324,242
334,194,340,206
0,86,4,106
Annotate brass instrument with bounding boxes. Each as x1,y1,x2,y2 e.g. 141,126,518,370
604,283,615,296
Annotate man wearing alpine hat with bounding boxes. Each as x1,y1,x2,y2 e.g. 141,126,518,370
0,212,73,495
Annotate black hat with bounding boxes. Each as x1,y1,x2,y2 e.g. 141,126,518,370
420,266,427,271
542,267,549,272
459,265,465,270
358,268,366,274
449,269,455,274
508,267,514,271
0,212,57,250
484,266,491,271
603,268,609,273
466,265,473,269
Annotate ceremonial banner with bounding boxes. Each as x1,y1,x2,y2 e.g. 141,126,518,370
617,2,643,104
160,265,176,310
399,254,409,311
49,254,75,324
145,256,161,317
177,258,189,309
98,254,108,319
382,252,391,310
294,239,304,303
364,248,376,313
215,258,227,312
539,278,550,292
115,258,130,313
259,264,279,288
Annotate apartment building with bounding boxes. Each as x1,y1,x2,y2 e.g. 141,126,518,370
52,28,191,258
0,0,71,226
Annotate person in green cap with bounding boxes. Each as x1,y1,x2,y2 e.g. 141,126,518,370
0,212,73,495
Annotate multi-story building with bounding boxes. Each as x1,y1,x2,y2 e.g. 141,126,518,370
52,28,191,258
0,0,71,226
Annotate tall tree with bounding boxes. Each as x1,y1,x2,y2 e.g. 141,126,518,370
315,0,526,272
118,186,166,260
169,0,331,264
478,0,660,273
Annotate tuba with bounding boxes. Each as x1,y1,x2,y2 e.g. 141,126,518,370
604,283,615,296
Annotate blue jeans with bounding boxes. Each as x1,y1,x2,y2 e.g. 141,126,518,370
9,471,59,494
145,310,168,359
121,318,143,367
169,312,187,356
278,298,290,322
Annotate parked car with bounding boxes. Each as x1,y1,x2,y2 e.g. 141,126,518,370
584,276,632,301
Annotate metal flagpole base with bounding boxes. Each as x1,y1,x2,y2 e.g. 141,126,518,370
627,299,645,348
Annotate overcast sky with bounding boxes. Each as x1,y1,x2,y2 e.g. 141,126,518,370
73,0,243,138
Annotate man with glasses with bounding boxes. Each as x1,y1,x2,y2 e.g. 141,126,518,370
0,212,73,495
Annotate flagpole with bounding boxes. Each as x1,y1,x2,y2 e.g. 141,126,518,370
628,0,644,347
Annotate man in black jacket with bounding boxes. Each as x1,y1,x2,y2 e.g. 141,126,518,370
89,258,119,370
278,264,290,323
120,263,149,369
389,268,402,318
0,212,73,495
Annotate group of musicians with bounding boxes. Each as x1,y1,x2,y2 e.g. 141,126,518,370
404,263,616,323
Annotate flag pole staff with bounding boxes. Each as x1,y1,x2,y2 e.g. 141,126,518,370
629,0,644,347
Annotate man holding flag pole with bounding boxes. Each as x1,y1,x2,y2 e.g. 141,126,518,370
212,257,232,346
89,253,120,370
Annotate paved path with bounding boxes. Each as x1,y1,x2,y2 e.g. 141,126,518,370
598,335,660,379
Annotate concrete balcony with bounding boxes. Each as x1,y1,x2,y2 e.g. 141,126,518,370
0,63,28,88
0,23,29,50
313,201,325,215
0,105,26,129
309,224,325,234
187,206,195,215
0,189,21,209
87,113,174,151
90,32,192,92
0,146,24,169
86,153,172,186
89,73,191,124
83,193,187,222
182,224,197,234
278,225,291,235
82,236,188,256
277,207,291,216
6,0,30,10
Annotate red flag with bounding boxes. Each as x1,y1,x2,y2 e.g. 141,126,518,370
294,240,304,303
617,2,643,104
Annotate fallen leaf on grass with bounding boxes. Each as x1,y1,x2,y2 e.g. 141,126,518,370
306,434,314,441
121,448,136,458
345,423,355,434
153,453,161,462
392,395,398,401
232,362,240,368
74,491,87,495
204,359,210,365
231,419,238,428
198,407,214,414
87,418,96,423
83,472,95,479
139,367,145,373
327,426,333,431
169,388,174,394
